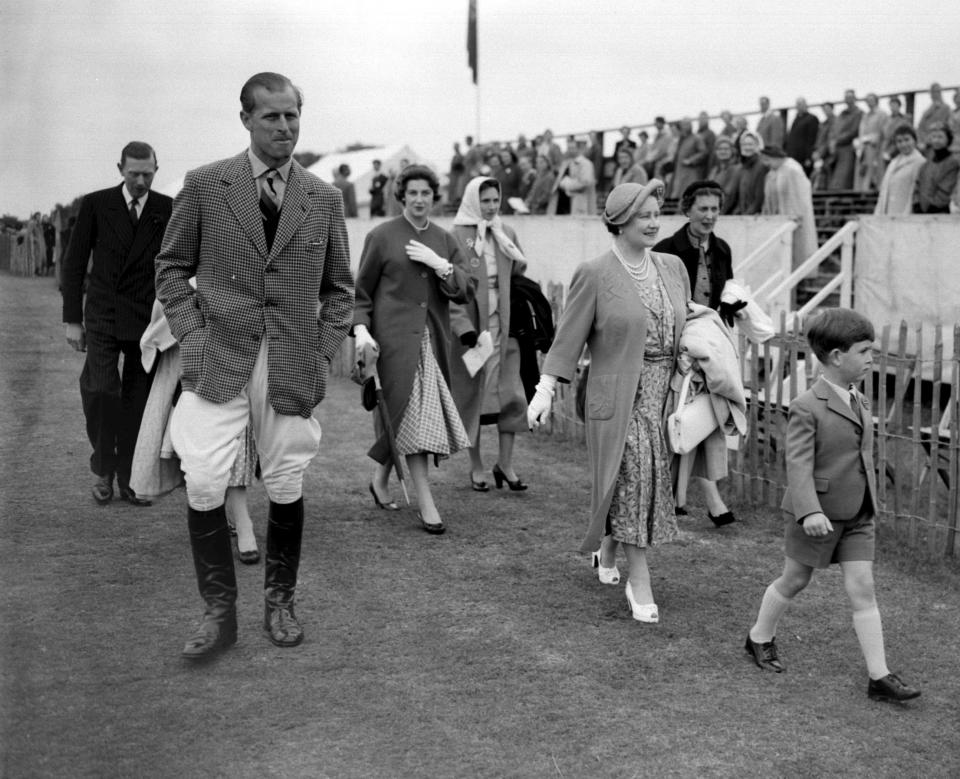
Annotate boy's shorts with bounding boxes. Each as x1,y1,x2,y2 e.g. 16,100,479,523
783,505,875,569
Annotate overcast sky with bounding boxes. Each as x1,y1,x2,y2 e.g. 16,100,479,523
3,0,959,216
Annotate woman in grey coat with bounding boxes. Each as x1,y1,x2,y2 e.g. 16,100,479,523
528,181,689,623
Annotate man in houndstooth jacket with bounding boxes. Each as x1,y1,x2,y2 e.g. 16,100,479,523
155,72,355,660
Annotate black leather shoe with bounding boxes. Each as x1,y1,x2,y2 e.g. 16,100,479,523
264,604,304,647
92,473,114,505
418,512,446,535
117,484,152,506
709,510,736,526
181,613,238,660
868,673,921,702
492,463,527,491
744,634,784,672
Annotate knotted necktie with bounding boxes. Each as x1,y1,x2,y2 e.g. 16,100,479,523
260,170,280,217
129,197,139,226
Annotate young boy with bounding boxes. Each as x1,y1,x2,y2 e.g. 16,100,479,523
744,308,920,703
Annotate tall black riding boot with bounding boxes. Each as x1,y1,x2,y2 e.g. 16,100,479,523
263,497,305,647
182,505,238,660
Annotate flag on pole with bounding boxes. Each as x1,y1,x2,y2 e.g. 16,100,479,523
467,0,478,84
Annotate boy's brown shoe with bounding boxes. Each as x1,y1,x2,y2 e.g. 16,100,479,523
744,634,785,672
867,673,921,702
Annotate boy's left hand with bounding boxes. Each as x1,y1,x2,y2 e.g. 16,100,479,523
801,512,833,537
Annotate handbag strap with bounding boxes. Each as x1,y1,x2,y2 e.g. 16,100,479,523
676,371,693,408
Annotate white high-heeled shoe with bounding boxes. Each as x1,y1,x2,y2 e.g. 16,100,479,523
591,548,620,585
625,581,659,623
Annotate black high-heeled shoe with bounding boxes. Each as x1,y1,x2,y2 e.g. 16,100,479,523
492,464,527,491
369,482,400,511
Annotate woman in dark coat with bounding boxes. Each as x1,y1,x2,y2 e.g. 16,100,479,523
914,123,960,213
528,181,690,624
450,177,529,492
353,165,476,534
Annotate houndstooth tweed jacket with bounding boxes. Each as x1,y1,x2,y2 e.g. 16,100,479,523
155,151,355,418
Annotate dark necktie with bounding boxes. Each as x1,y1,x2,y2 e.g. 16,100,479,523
260,170,280,217
129,197,139,226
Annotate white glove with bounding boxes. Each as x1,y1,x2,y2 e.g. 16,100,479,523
405,240,450,273
527,375,557,429
353,324,379,369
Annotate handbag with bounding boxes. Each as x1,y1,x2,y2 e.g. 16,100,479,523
667,372,719,455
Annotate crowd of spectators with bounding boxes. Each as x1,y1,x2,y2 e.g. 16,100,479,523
446,82,960,218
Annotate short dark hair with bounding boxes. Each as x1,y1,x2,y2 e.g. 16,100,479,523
805,308,875,362
120,141,156,167
478,177,500,197
240,72,303,113
395,164,441,204
894,125,917,142
338,164,351,177
680,180,725,214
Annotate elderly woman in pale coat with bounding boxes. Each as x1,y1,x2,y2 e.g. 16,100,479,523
528,181,689,624
760,145,818,267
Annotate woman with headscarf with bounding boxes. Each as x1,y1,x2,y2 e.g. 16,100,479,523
734,131,767,215
874,126,925,215
760,145,818,266
527,181,689,624
354,165,476,534
450,177,530,492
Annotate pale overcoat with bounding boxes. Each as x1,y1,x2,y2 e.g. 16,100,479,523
449,223,528,439
542,250,690,553
155,151,355,418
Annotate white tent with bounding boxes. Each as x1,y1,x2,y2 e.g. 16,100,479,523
153,144,425,209
306,144,421,212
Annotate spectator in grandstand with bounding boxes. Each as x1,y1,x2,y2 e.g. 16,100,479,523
874,126,925,215
732,115,749,152
369,159,389,217
463,135,485,180
914,123,960,213
537,129,564,170
718,110,738,140
611,146,649,188
949,90,960,158
881,96,914,163
669,118,708,198
553,139,597,215
756,96,785,149
643,116,674,180
734,131,767,215
697,111,716,169
635,131,650,169
448,143,466,208
524,155,556,215
811,102,837,190
495,147,521,215
708,136,741,214
614,126,637,159
516,154,537,202
829,90,863,190
785,97,819,177
761,145,818,265
855,93,888,192
917,82,952,151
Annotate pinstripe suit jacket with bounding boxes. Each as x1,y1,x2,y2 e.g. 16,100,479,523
155,151,355,418
61,184,172,339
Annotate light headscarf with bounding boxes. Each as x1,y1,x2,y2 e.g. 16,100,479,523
453,176,526,263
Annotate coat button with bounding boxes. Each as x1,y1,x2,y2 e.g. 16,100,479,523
419,302,427,308
421,272,427,278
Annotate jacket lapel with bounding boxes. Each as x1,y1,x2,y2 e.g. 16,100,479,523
127,193,165,262
223,153,269,258
814,377,861,427
105,185,135,249
269,162,311,260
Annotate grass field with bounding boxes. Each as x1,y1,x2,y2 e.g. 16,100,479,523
2,274,959,778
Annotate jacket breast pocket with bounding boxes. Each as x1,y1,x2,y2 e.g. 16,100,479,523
306,237,327,254
587,374,616,420
814,477,830,493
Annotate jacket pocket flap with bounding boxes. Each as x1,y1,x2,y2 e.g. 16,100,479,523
814,477,829,493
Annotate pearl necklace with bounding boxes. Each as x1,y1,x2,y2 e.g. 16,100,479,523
612,242,652,283
403,213,431,234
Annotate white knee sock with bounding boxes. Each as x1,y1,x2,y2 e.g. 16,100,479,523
853,606,890,680
750,583,793,643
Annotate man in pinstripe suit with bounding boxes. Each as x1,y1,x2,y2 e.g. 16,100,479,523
155,72,354,660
